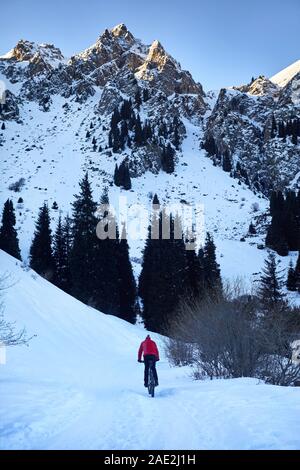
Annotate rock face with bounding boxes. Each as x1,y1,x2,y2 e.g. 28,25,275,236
203,74,300,194
0,24,206,111
0,24,299,190
0,24,207,176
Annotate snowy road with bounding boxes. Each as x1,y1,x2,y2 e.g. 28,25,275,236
1,250,300,450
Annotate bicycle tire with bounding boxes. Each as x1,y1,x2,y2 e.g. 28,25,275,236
148,361,155,397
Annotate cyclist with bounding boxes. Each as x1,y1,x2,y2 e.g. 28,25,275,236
138,334,159,387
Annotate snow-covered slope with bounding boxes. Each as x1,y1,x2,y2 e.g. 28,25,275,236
0,24,299,299
270,60,300,87
1,249,300,450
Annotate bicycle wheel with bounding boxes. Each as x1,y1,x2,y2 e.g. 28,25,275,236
148,362,155,397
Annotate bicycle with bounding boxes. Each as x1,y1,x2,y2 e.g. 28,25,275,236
139,359,156,397
147,359,156,398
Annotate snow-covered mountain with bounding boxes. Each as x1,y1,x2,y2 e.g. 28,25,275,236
270,60,300,88
204,70,300,193
0,24,299,282
1,249,300,450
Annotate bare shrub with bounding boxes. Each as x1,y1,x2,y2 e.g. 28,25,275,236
164,337,194,367
166,283,300,386
257,309,300,386
0,275,31,347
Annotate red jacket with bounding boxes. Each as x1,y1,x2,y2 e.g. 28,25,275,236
138,337,159,361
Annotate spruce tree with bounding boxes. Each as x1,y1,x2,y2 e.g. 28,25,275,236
248,222,256,235
114,164,121,187
271,114,277,138
94,194,121,315
134,114,143,146
69,173,98,305
185,235,205,299
139,210,188,333
202,233,222,296
222,150,232,172
53,214,71,293
161,144,175,174
258,252,286,312
0,199,21,260
152,194,160,206
30,203,54,279
122,162,131,190
143,88,150,102
286,261,297,291
135,89,142,109
118,225,137,323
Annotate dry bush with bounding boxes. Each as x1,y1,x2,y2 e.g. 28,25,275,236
166,282,300,386
0,275,31,347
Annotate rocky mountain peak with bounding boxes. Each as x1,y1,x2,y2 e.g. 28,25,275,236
1,39,64,64
234,75,278,96
145,40,170,69
110,23,134,43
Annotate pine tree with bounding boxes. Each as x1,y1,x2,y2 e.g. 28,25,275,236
278,121,285,139
94,193,122,315
29,203,54,279
202,232,222,296
0,199,21,260
161,144,175,174
112,125,120,152
1,122,5,130
286,261,297,291
120,99,132,120
185,234,205,299
143,88,150,102
222,150,232,172
114,164,120,187
69,173,98,305
120,121,128,149
248,222,256,235
135,89,142,109
134,114,143,146
118,225,137,323
258,252,286,311
139,210,188,333
173,116,180,149
108,130,113,148
100,186,109,205
53,215,71,293
152,194,160,206
62,215,72,291
114,162,131,190
271,114,277,138
122,162,131,190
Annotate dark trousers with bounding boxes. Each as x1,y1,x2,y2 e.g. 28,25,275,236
144,354,158,385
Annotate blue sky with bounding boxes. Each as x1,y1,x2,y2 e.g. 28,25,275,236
1,0,299,90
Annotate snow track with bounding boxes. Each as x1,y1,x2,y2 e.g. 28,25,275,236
1,250,300,450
